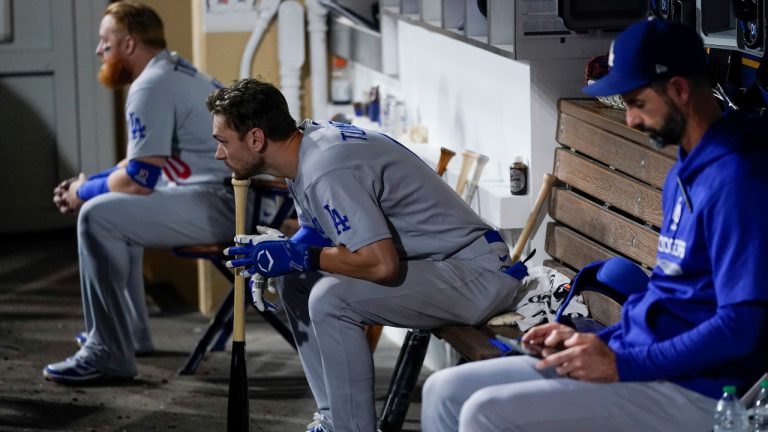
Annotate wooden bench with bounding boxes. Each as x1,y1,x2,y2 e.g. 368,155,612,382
377,98,676,431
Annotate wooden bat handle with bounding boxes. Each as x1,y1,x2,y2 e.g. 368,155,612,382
436,147,456,177
232,177,251,343
511,173,556,262
463,154,489,203
455,150,478,196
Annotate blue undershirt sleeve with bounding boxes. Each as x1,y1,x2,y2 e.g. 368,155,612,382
614,302,765,381
291,226,332,247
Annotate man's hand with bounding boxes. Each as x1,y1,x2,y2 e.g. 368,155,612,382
52,173,85,214
225,226,287,254
249,274,278,312
521,322,575,346
225,238,319,278
534,331,619,383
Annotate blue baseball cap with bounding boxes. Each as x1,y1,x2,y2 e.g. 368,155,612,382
582,17,708,97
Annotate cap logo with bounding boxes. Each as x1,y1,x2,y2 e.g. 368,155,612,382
608,41,615,67
656,64,668,74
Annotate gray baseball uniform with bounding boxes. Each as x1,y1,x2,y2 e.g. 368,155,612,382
76,51,237,377
279,120,523,432
420,356,716,432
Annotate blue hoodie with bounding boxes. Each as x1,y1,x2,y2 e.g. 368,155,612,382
598,112,768,399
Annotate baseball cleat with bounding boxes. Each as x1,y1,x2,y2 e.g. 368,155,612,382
75,331,87,348
43,356,108,384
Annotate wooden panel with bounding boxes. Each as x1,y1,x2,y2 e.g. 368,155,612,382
582,291,622,326
545,223,616,270
543,259,576,278
433,326,503,361
554,149,663,227
557,113,674,189
550,188,658,268
557,99,677,159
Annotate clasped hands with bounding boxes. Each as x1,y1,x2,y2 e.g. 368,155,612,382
521,322,619,383
224,226,318,312
52,174,86,214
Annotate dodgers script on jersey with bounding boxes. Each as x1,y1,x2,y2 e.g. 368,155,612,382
125,50,230,185
286,120,492,259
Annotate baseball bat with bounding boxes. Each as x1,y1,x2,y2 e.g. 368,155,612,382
510,173,556,263
435,147,456,177
463,153,489,204
455,150,478,196
228,177,250,432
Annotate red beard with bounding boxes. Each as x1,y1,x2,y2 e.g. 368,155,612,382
97,54,133,89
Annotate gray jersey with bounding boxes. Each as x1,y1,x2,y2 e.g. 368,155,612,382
287,120,491,260
125,50,229,185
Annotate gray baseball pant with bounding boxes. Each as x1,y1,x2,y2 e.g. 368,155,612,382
74,184,238,377
421,355,717,432
277,233,522,432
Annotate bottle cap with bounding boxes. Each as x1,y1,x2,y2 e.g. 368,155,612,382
334,56,348,68
513,156,525,164
761,379,768,389
723,385,737,394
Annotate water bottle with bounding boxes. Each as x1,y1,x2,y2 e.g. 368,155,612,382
714,385,748,432
751,380,768,431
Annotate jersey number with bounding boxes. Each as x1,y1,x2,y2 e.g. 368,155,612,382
324,204,351,235
129,113,147,140
162,156,192,183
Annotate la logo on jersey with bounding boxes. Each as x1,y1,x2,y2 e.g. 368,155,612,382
323,204,351,235
129,112,147,140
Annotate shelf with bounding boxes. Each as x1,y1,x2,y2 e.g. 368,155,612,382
402,141,531,229
381,1,614,61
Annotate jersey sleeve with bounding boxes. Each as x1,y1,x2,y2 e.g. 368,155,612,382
125,86,174,159
304,169,391,252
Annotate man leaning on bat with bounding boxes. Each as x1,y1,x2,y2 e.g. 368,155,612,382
208,78,527,432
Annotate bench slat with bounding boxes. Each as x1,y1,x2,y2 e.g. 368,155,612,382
545,222,616,270
550,188,659,268
433,326,502,361
557,113,674,189
557,99,677,158
555,148,663,227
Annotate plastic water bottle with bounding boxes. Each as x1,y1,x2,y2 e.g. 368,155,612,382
714,385,748,432
751,380,768,431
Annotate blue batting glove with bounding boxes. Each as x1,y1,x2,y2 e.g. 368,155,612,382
503,261,528,281
225,239,321,278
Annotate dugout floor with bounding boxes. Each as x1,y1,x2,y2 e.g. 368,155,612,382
0,229,423,431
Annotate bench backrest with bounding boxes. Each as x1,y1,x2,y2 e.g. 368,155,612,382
546,99,676,325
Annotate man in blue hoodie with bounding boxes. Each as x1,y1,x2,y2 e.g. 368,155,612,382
420,17,768,432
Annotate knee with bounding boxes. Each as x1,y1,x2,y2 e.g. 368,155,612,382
77,197,111,238
423,367,464,406
306,276,346,323
459,388,510,431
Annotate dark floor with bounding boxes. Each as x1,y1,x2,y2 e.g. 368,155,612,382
0,229,424,431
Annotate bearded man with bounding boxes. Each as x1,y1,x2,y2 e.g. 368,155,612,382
45,1,234,383
421,18,768,432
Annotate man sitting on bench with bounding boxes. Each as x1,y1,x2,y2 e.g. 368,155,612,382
207,78,527,432
421,17,768,432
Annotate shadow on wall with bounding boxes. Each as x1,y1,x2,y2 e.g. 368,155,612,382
0,79,75,233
